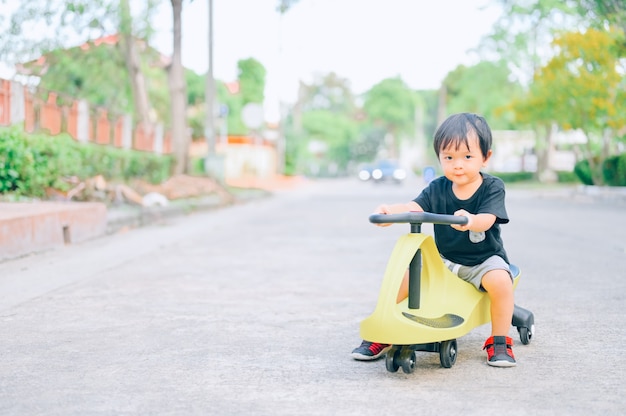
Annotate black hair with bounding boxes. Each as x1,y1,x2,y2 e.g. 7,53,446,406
433,113,492,158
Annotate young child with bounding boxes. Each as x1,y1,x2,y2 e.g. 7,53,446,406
351,112,517,367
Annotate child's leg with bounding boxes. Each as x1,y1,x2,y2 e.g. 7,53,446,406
396,270,409,303
481,269,514,335
481,269,517,366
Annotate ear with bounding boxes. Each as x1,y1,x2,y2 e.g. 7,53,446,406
482,149,493,167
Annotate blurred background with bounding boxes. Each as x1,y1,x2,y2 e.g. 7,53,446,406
0,0,624,199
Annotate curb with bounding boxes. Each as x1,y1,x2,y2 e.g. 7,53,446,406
105,188,272,235
574,185,626,202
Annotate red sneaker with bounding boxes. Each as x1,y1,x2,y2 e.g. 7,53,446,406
483,336,516,367
351,340,391,361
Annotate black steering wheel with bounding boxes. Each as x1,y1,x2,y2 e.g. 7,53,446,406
369,211,468,226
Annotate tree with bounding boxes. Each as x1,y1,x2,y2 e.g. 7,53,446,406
0,0,199,173
576,0,626,38
362,77,416,159
285,72,359,174
483,0,582,83
168,0,189,175
443,61,523,130
1,0,302,178
480,1,591,180
237,58,266,105
214,58,267,136
18,37,132,112
120,0,153,127
0,0,119,63
508,80,560,181
296,72,356,114
513,28,626,184
1,1,166,158
301,110,358,173
2,0,159,128
276,0,301,13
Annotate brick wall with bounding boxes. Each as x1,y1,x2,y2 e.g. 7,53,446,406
0,77,169,155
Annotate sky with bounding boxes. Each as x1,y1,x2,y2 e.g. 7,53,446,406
0,0,503,123
151,0,502,122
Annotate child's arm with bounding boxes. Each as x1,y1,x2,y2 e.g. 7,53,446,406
373,201,423,227
450,209,496,232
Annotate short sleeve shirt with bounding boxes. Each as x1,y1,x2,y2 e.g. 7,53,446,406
413,173,509,266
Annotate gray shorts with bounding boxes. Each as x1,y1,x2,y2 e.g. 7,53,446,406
442,255,512,291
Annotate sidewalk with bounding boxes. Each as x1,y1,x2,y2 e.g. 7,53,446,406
106,174,309,234
506,182,626,204
0,175,309,263
0,201,107,262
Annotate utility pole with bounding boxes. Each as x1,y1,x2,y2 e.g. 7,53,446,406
205,0,215,156
204,0,224,183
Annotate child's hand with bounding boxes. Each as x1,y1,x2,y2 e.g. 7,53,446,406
451,209,472,231
373,204,394,227
372,202,421,227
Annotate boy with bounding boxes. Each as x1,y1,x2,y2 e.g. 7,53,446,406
351,113,517,367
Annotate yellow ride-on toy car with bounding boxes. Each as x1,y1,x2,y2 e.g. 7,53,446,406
360,212,535,374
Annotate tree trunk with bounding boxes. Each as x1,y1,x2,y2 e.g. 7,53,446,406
169,0,189,175
535,123,557,182
386,131,397,160
119,0,152,128
581,128,605,186
437,84,447,127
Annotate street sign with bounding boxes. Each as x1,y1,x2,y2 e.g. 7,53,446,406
241,103,264,129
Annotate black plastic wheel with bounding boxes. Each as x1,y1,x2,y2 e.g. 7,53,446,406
439,339,457,368
518,325,534,345
399,349,416,374
385,346,400,372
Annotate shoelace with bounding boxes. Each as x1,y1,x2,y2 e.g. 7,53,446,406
368,343,387,353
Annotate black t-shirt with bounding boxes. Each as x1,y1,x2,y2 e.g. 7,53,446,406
413,173,509,266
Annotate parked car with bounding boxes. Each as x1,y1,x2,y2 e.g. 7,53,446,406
358,164,374,181
358,160,406,183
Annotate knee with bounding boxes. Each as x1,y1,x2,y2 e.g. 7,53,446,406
481,270,513,295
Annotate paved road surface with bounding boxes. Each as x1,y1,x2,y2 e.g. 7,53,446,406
0,177,624,415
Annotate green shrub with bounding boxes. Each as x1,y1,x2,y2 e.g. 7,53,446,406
0,126,173,197
491,171,535,183
188,157,206,176
573,159,594,185
556,170,579,183
0,127,36,194
602,153,626,186
574,154,626,186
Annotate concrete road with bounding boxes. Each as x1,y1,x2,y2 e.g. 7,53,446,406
0,176,624,415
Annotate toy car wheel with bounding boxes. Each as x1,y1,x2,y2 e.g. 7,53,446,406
399,350,416,374
518,324,534,345
385,346,400,373
439,339,457,368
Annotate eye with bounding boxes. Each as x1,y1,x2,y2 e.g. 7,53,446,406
465,155,473,160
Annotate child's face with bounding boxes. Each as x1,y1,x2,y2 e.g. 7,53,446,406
438,132,491,188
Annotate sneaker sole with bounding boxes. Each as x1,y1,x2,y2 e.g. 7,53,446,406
351,346,391,361
487,360,517,368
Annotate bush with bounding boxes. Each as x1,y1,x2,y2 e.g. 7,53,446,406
555,170,579,183
188,157,206,176
574,154,626,186
0,126,174,197
0,127,36,194
573,159,594,185
602,153,626,186
491,171,534,183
